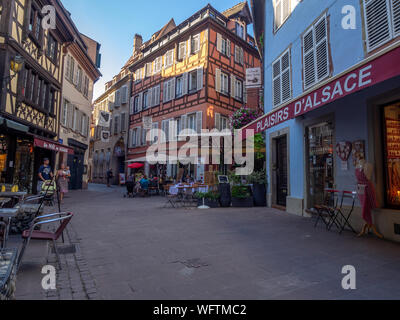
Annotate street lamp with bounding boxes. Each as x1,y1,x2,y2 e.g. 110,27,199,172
9,55,25,79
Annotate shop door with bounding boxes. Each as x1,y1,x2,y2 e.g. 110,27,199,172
276,136,288,207
68,153,84,190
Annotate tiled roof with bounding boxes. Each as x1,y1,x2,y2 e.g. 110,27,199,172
222,1,247,18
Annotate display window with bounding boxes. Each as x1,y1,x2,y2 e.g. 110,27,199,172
307,122,334,208
383,103,400,208
0,135,9,184
13,138,34,192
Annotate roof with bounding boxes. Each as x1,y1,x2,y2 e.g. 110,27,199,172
222,1,252,24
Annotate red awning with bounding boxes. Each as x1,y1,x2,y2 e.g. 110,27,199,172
241,46,400,139
34,138,74,155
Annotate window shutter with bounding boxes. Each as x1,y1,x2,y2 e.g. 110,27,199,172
196,111,203,134
148,88,153,108
65,56,71,79
197,67,203,91
142,127,147,145
163,82,168,102
169,119,177,141
130,96,134,114
281,51,291,102
364,0,392,52
226,39,231,57
171,78,176,100
303,28,316,89
155,85,160,105
215,68,221,93
138,92,143,111
244,86,248,104
392,0,400,37
272,59,281,107
70,58,75,82
121,86,128,104
240,48,244,65
61,100,67,125
67,103,74,128
235,45,239,63
215,112,221,130
217,33,222,52
230,74,236,98
121,113,126,132
179,114,187,141
315,16,329,82
183,72,189,95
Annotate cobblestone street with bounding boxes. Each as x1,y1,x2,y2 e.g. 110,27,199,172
13,184,400,300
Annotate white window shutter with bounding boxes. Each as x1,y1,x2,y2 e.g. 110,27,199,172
179,114,187,141
217,33,222,52
230,74,236,98
197,67,203,91
273,58,281,106
226,39,231,57
183,72,189,95
163,82,168,102
364,0,392,52
303,28,316,89
215,112,221,130
240,48,244,65
171,78,176,100
122,86,128,104
138,92,143,112
281,51,291,102
215,68,221,93
392,0,400,37
65,56,71,79
196,111,202,134
130,96,134,114
315,16,329,82
156,85,161,105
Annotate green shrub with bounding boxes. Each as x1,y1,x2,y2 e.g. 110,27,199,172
231,185,251,199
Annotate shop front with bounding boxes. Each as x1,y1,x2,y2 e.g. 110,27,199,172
66,139,88,190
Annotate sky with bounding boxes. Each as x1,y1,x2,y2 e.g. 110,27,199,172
62,0,253,101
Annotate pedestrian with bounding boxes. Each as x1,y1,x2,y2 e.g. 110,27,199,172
56,163,69,203
106,169,113,187
37,158,53,194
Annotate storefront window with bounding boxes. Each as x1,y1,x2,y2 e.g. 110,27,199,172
383,103,400,208
307,122,334,208
13,138,34,192
0,135,9,184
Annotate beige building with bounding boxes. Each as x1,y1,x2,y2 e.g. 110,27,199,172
91,65,132,185
58,33,101,189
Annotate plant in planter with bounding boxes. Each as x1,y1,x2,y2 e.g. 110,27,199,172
231,185,254,207
247,170,267,207
195,191,220,208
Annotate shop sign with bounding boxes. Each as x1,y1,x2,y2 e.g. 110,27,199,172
246,68,262,88
34,138,74,155
242,46,400,137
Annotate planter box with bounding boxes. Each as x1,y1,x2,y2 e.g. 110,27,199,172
218,184,231,207
253,183,267,207
232,197,254,207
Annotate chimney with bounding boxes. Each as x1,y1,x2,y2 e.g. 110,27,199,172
133,34,143,54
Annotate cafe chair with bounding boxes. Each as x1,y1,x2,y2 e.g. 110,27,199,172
17,212,74,272
328,191,357,234
308,189,342,230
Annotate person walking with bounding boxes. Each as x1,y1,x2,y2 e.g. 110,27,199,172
106,169,114,187
56,163,69,203
37,158,53,194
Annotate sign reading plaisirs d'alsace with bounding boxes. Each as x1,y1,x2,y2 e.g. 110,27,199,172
242,46,400,138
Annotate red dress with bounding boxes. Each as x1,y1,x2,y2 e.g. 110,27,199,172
355,168,377,225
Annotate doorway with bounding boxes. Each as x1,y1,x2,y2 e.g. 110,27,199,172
68,151,84,190
275,135,288,207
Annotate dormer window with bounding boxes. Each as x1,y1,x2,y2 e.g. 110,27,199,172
236,22,245,39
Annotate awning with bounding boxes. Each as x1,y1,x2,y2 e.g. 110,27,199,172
241,45,400,139
0,116,29,133
34,137,74,155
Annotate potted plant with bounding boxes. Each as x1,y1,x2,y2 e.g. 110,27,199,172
231,185,254,207
195,191,220,208
248,170,267,207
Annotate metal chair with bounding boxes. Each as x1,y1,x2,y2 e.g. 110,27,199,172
17,212,73,271
311,189,342,229
328,191,357,234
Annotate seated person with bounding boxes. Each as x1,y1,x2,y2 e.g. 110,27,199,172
139,176,150,191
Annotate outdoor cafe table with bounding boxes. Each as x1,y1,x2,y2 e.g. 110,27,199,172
169,184,209,195
0,192,27,207
0,208,19,248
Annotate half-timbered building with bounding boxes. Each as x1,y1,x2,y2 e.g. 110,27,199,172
127,2,262,181
0,0,86,192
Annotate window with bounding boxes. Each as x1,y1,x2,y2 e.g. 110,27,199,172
303,14,329,90
143,91,150,110
130,128,138,147
188,68,203,93
154,57,162,73
145,62,153,77
191,34,200,54
121,113,126,132
163,78,175,102
164,49,174,68
41,83,48,110
187,114,196,131
176,76,183,97
114,115,119,134
220,116,229,130
35,78,42,105
61,99,69,127
236,22,245,39
28,6,43,44
273,49,291,107
232,77,243,101
135,68,143,82
234,45,244,65
383,102,400,208
28,72,36,102
133,94,141,113
151,85,161,106
215,69,229,95
81,113,88,136
76,67,83,92
274,0,291,30
83,76,89,98
69,57,75,83
178,41,187,60
47,34,57,61
363,0,400,52
217,33,231,57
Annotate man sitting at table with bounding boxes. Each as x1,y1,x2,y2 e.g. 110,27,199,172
139,176,150,196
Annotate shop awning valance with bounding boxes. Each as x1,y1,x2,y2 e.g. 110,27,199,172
34,138,74,155
241,45,400,139
0,116,29,133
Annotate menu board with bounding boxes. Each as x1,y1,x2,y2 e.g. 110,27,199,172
385,117,400,159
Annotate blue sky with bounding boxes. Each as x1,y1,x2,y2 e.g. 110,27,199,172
62,0,253,101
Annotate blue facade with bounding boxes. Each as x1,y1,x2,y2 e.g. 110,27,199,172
261,0,400,241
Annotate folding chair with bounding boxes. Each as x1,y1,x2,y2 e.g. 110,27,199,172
0,220,6,248
17,212,73,271
328,191,357,234
311,189,342,230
